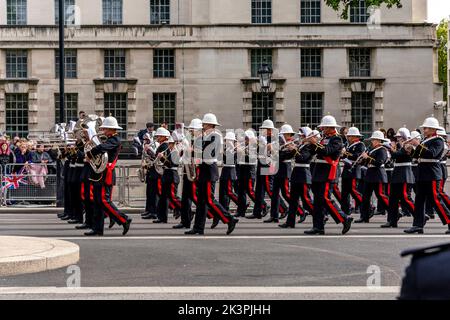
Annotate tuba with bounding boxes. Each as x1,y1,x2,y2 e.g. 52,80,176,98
85,135,109,174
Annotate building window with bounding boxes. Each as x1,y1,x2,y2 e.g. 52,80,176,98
153,49,175,78
104,49,126,78
252,92,274,131
103,0,122,25
150,0,170,25
6,94,28,137
351,92,373,137
300,92,323,129
55,49,77,79
300,0,321,24
251,0,272,24
350,0,369,23
55,0,75,25
301,48,322,77
55,93,78,123
104,93,128,137
349,48,371,77
7,0,27,25
251,49,273,78
153,93,176,130
6,50,27,79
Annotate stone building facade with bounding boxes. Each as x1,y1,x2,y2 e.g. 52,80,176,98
0,0,443,137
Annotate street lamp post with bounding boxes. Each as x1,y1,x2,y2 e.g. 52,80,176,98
257,62,273,120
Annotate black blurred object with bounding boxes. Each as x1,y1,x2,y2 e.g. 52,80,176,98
399,242,450,300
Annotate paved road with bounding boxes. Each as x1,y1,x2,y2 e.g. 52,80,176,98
0,213,449,300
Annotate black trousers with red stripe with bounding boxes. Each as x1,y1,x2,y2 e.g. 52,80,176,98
312,181,348,230
193,179,234,232
219,178,239,212
81,180,94,228
270,177,292,219
92,183,130,233
413,180,450,228
439,179,450,211
157,177,182,223
360,182,389,221
286,182,313,226
387,183,415,225
252,174,271,217
237,176,258,216
145,176,161,214
341,178,363,215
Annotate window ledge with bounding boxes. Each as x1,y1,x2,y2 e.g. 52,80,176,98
93,78,138,84
0,78,40,84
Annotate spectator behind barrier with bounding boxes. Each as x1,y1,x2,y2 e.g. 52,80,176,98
29,144,52,188
13,141,32,173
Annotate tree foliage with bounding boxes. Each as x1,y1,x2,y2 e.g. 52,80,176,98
325,0,402,19
437,19,448,102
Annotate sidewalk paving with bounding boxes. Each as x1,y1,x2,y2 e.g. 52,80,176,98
0,236,79,276
0,207,143,214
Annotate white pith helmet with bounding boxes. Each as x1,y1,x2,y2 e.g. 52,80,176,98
202,113,221,126
318,115,341,128
99,116,123,130
280,124,295,135
420,117,441,130
224,132,237,141
299,127,312,137
245,130,256,139
437,128,447,137
260,119,275,130
307,129,321,139
154,127,171,137
395,127,411,140
347,127,363,137
410,131,422,141
188,118,203,130
367,130,389,143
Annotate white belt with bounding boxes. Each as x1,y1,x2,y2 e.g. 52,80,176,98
203,160,218,165
368,164,385,168
166,167,178,171
314,159,330,164
294,163,310,168
69,164,76,168
223,165,235,168
394,162,412,167
75,163,84,167
283,160,291,163
418,159,440,163
441,161,447,165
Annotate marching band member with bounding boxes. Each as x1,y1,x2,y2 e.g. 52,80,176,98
356,131,390,224
247,120,278,220
340,127,365,216
235,129,258,218
405,117,450,234
154,135,182,224
186,113,239,235
67,139,87,225
219,131,239,213
266,124,302,223
174,119,203,229
437,129,450,211
382,128,415,228
142,129,167,220
305,115,353,235
85,116,132,236
279,127,315,228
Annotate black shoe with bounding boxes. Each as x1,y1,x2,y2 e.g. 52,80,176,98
211,219,220,229
234,213,245,218
374,210,386,216
424,215,430,226
297,214,307,224
142,213,157,220
354,218,369,224
342,217,353,235
153,219,167,224
122,219,132,236
262,206,270,217
264,217,279,223
380,222,398,228
67,219,82,224
57,213,65,218
324,216,329,223
404,226,424,234
279,223,295,229
141,211,150,217
173,223,189,229
246,215,262,220
109,220,116,229
279,212,287,220
60,215,71,221
185,229,204,235
174,209,181,220
226,218,239,235
75,223,90,230
84,230,103,236
426,213,435,219
304,228,325,235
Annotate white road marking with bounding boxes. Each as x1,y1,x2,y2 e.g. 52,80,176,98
0,286,400,294
53,235,450,240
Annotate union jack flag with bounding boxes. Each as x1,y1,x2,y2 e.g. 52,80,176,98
2,168,28,192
